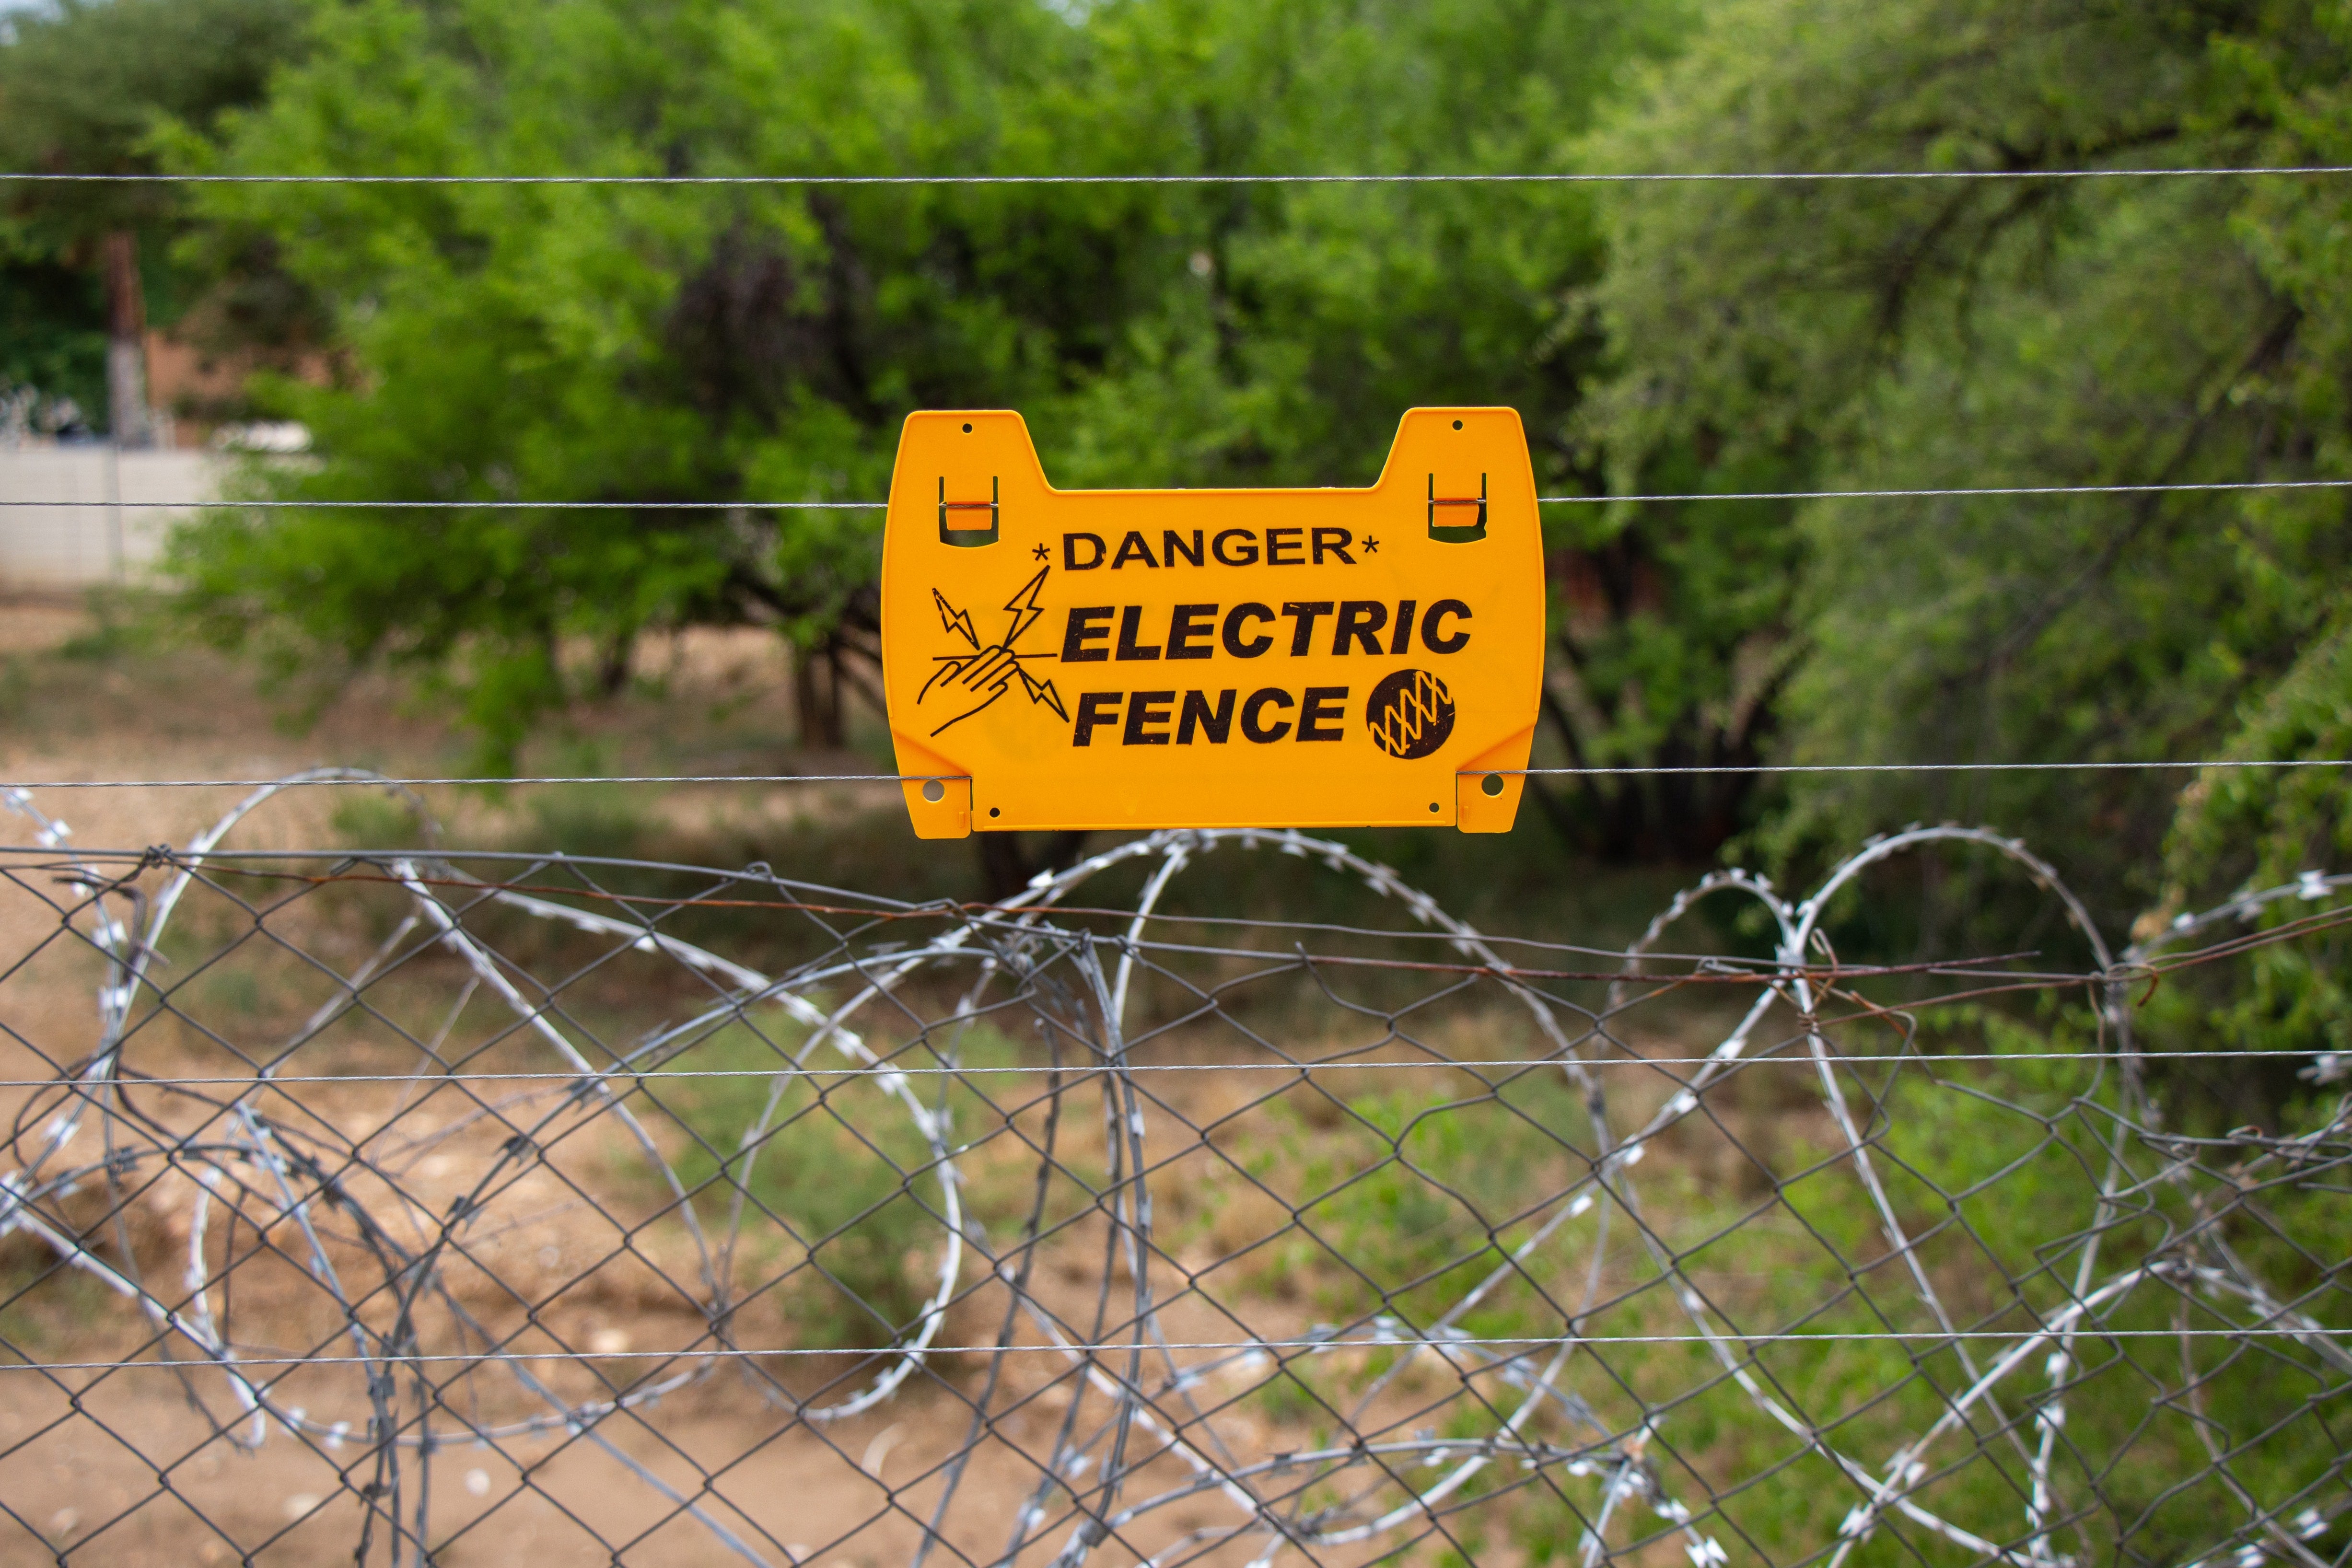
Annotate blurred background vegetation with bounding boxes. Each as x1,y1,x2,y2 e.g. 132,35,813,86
3,0,2348,994
6,11,2351,1555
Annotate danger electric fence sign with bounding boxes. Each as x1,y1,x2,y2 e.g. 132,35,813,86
879,408,1544,837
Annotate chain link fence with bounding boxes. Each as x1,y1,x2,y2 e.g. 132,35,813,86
1,773,2347,1567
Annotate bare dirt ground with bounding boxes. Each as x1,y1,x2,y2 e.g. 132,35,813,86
0,591,905,855
0,599,1013,1565
0,598,1742,1568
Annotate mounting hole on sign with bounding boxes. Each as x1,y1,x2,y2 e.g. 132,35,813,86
921,779,945,803
1482,773,1505,797
1428,801,1440,813
989,806,1001,818
1452,419,1463,430
962,422,973,432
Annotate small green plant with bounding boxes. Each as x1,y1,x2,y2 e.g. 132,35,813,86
642,1019,1019,1350
57,588,158,662
1154,1008,2351,1565
198,966,265,1020
1254,1367,1323,1426
329,789,433,849
522,783,656,859
0,1232,109,1356
0,654,27,724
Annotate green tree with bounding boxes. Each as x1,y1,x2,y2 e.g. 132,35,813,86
0,0,307,439
166,0,1672,885
1576,0,2352,916
0,248,105,432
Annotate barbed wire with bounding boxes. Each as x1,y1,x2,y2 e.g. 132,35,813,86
0,773,2346,1568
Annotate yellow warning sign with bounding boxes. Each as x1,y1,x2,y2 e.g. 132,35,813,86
880,408,1544,838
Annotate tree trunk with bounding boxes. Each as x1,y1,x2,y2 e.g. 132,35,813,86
792,642,843,747
975,830,1092,902
102,230,153,448
597,630,635,696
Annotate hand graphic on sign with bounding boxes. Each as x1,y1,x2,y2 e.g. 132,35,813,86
916,567,1069,737
880,409,1544,836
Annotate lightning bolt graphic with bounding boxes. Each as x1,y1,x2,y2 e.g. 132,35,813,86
917,565,1064,734
933,588,979,650
1001,566,1049,649
1015,667,1068,722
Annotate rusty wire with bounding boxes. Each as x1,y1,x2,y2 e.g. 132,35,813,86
0,772,2346,1567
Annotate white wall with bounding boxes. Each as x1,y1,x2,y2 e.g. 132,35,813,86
0,447,219,589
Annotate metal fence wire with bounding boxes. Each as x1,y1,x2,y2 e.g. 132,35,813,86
0,773,2347,1568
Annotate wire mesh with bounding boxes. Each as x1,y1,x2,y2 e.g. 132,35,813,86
1,773,2346,1568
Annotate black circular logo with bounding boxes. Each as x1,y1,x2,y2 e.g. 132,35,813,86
1366,668,1456,759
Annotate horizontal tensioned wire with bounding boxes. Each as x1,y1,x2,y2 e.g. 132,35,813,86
10,1045,2343,1089
13,849,2350,964
2,808,2344,1568
0,499,889,509
0,855,1777,961
11,477,2352,508
9,1329,2349,1373
1504,760,2352,774
0,874,2031,966
8,164,2352,184
7,758,2347,789
6,861,2338,1077
0,839,2317,925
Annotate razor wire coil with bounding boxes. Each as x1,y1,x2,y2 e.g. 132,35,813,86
0,773,2346,1568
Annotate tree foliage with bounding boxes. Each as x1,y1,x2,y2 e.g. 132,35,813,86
1578,0,2352,918
113,0,2352,952
0,0,309,427
168,0,1670,767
